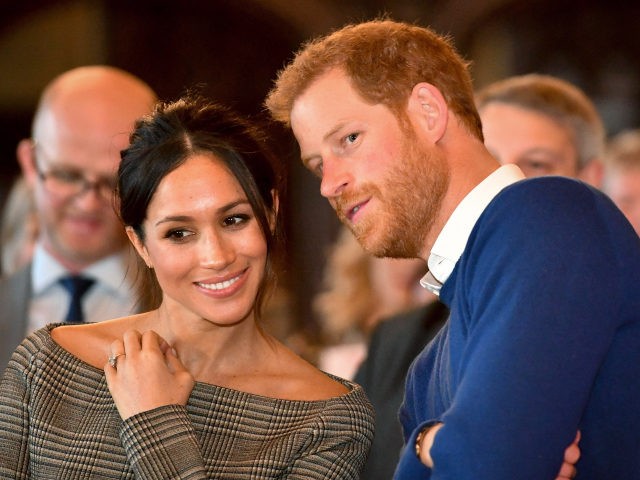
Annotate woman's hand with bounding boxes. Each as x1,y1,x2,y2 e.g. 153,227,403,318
104,329,195,420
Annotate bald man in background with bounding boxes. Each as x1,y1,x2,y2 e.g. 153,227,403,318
0,66,157,369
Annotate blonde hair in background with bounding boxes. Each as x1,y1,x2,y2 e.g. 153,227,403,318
602,128,640,236
314,227,375,344
604,128,640,173
314,226,430,344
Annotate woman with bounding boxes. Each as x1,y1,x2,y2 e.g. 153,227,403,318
0,96,374,478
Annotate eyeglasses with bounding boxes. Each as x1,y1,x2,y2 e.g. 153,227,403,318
32,143,118,201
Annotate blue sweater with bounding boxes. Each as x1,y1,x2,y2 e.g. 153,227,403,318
395,177,640,479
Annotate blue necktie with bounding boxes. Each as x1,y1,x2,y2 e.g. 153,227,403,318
59,275,95,323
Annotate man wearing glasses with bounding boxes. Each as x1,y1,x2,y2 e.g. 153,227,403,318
0,66,157,370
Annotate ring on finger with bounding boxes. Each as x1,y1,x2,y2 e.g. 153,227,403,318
108,352,126,369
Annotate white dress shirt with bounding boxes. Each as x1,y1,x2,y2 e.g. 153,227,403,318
421,164,526,294
27,244,139,333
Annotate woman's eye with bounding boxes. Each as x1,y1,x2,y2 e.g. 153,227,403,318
165,229,193,241
223,214,250,227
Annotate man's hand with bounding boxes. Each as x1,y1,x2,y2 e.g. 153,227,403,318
417,424,580,479
555,431,581,479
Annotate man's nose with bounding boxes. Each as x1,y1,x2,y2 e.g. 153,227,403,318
319,155,350,199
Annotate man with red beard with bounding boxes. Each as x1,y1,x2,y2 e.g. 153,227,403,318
353,72,608,480
265,19,640,480
0,66,157,370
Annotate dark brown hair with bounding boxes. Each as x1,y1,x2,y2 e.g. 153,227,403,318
118,95,285,318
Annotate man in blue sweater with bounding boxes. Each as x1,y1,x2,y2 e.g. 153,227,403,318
266,19,640,480
354,72,608,480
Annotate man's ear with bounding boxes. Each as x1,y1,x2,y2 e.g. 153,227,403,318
16,139,38,188
407,82,448,143
126,226,152,268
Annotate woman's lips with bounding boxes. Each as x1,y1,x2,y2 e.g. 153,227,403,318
195,268,248,297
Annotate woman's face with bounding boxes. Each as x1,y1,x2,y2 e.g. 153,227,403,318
129,153,268,326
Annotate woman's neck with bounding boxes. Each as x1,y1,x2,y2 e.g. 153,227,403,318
144,305,275,384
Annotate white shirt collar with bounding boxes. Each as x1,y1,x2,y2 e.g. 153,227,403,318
421,164,525,295
32,243,135,294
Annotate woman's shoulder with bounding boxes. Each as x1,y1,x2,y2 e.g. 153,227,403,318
267,343,372,410
11,324,60,363
306,372,375,439
301,361,352,398
50,315,144,370
238,352,375,428
7,324,99,378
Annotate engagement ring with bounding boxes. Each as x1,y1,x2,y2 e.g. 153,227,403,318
108,352,125,369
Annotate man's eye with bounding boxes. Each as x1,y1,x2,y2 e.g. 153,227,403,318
529,162,547,170
519,160,553,177
52,170,83,184
345,132,359,144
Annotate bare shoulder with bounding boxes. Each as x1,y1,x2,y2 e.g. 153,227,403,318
271,343,350,401
50,315,142,369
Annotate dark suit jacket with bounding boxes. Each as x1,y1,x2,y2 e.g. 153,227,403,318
355,300,449,480
0,264,31,372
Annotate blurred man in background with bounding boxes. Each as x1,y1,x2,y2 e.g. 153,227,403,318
602,128,640,235
476,73,604,187
0,65,157,369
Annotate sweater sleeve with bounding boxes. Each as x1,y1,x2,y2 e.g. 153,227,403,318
410,180,635,479
121,405,207,480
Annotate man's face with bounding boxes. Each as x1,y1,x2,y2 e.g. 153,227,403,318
605,167,640,236
479,102,580,178
290,69,448,258
30,104,130,268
